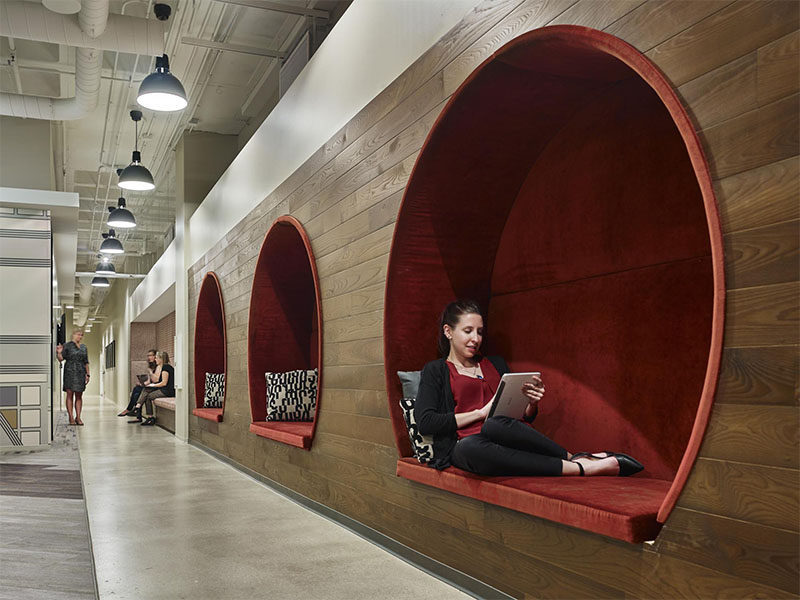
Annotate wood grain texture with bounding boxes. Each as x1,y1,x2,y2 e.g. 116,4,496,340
717,346,798,406
647,0,799,87
657,507,799,595
724,220,800,289
183,3,800,597
604,0,733,52
442,0,579,96
699,403,798,468
715,156,800,234
758,30,800,105
678,458,799,531
724,282,799,347
701,93,799,180
549,0,645,29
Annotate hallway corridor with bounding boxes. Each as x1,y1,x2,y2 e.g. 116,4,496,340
77,396,470,600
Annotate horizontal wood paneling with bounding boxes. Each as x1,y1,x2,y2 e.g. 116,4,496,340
678,458,799,531
647,0,799,87
657,507,800,595
724,281,799,347
185,2,800,597
699,403,798,468
701,93,799,179
724,219,800,289
717,346,798,406
715,156,799,234
605,0,733,52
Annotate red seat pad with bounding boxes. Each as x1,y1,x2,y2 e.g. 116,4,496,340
398,458,667,543
250,422,313,450
192,408,223,423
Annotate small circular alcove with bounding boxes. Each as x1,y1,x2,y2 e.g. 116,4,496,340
384,25,724,537
248,216,322,450
193,271,226,423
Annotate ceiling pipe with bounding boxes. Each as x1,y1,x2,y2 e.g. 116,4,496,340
0,2,164,55
0,0,113,120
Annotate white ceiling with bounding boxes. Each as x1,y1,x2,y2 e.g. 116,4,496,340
0,0,350,322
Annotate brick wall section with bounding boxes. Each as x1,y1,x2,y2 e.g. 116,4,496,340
156,312,176,361
129,322,156,390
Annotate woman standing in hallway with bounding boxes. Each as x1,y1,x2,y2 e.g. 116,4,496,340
131,351,174,426
56,329,90,426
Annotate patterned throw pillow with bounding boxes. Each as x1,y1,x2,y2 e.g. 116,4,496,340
399,396,434,464
203,373,225,408
266,368,318,422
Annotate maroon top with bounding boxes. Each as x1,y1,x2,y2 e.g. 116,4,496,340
447,358,501,439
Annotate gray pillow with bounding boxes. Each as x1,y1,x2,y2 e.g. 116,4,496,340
397,370,421,399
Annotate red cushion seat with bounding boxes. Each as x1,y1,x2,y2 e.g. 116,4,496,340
397,458,668,543
384,26,725,543
250,422,314,450
194,272,227,422
192,407,223,423
247,216,323,450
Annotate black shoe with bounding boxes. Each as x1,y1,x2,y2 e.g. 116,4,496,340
141,417,156,426
127,418,142,423
610,452,644,477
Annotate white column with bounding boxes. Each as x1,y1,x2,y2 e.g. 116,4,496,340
174,141,189,442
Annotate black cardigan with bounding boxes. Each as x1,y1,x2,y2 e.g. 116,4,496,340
415,356,510,470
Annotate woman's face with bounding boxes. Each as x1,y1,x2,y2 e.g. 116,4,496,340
155,355,164,366
147,352,156,363
445,312,483,361
72,331,83,344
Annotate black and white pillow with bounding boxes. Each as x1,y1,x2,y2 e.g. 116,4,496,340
399,396,434,464
266,368,317,422
203,372,225,408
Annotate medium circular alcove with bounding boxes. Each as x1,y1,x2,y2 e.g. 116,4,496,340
247,216,322,450
193,271,226,423
384,26,724,529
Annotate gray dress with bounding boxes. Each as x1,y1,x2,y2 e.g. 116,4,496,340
62,341,89,392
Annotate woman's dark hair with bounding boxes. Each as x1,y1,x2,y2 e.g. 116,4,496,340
438,299,483,357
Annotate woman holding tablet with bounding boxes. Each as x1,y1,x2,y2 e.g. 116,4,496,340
415,300,643,477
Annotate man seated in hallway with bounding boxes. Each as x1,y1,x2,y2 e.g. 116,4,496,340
118,349,160,417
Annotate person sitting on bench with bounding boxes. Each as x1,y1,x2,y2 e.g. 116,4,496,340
118,349,159,417
416,299,644,477
129,351,174,426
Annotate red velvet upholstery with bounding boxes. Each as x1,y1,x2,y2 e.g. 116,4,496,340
248,216,323,450
194,272,226,423
384,26,725,541
397,458,667,543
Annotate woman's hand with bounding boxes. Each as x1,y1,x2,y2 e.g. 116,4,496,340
522,375,545,409
477,399,494,421
85,373,90,383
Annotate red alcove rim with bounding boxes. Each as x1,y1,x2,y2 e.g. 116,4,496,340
247,215,323,450
383,26,725,542
193,271,226,423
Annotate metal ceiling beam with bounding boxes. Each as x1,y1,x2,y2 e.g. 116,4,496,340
211,0,328,19
181,37,286,59
75,271,147,279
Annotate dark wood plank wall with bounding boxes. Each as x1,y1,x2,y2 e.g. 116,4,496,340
187,1,799,597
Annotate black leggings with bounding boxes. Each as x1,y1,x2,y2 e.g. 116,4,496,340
451,416,567,476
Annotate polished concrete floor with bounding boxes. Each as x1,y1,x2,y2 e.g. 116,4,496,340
77,396,470,600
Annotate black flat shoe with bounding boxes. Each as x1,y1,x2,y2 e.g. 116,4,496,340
141,417,156,426
117,411,130,417
571,452,610,460
611,452,644,477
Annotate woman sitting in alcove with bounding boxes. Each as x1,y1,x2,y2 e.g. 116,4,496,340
416,300,644,477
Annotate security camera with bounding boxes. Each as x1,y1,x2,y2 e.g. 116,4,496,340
153,3,171,21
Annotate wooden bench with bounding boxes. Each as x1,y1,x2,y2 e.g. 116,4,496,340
153,397,176,433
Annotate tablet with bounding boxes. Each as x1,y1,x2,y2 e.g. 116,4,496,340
488,372,541,420
137,374,149,384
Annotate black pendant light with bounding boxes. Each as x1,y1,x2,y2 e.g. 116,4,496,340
95,258,116,275
107,197,136,228
91,276,111,287
137,54,188,112
118,110,155,191
100,229,124,254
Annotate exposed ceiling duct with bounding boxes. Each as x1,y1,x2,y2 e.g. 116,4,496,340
0,0,164,120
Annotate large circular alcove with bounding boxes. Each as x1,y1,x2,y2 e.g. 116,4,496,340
384,25,725,531
248,216,322,450
193,271,227,423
